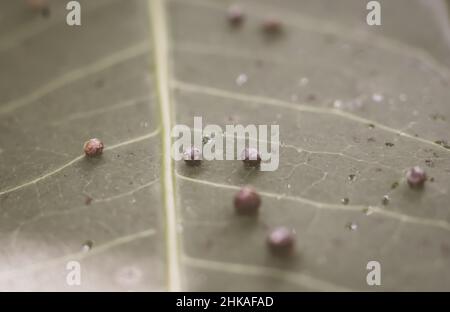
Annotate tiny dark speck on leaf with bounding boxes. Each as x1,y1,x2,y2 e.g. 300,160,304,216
385,142,395,147
382,195,390,205
341,197,349,205
115,266,142,286
346,222,358,231
41,6,50,18
430,113,446,121
306,94,317,102
348,174,356,182
205,239,213,250
262,17,283,34
434,140,450,149
85,196,93,205
441,243,450,256
267,227,295,256
391,181,399,189
81,240,94,252
324,33,337,44
202,136,210,145
95,79,105,88
26,0,49,12
368,124,375,129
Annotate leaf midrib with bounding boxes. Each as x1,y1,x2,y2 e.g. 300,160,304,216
149,0,181,292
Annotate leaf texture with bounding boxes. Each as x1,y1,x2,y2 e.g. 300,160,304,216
0,0,449,291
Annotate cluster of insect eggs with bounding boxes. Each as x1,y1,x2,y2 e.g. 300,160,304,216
226,4,283,34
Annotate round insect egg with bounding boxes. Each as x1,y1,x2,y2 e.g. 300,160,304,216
81,240,94,252
26,0,49,12
262,16,282,34
83,138,104,157
406,166,427,188
267,227,295,256
183,147,202,166
234,186,261,216
227,5,245,26
341,197,349,205
241,148,261,167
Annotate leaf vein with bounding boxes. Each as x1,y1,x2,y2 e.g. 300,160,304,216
183,256,353,291
172,80,449,154
176,174,450,232
0,128,160,196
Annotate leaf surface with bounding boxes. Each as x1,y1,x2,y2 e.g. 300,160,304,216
0,0,449,291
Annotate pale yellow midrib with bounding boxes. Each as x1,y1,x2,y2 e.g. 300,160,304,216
149,0,181,291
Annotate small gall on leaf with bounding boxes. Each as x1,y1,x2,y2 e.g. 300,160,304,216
435,140,450,149
241,147,261,167
236,73,248,87
262,16,283,34
81,240,94,252
382,195,390,205
267,227,295,256
202,136,210,145
346,222,358,231
234,186,261,216
183,147,202,166
227,5,245,26
83,138,104,157
85,196,93,206
26,0,49,14
406,166,427,189
347,174,356,182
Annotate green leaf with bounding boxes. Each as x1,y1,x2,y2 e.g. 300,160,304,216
0,0,449,291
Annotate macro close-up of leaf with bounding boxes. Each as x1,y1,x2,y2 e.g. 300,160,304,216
0,0,449,291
